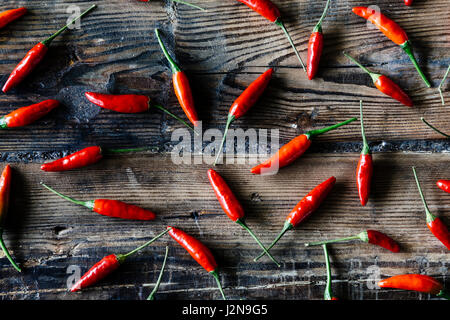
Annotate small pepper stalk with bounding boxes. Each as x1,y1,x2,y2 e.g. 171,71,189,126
421,118,449,138
343,52,381,84
152,104,195,133
40,183,95,210
322,244,337,300
0,228,22,272
359,100,370,155
400,41,431,88
147,246,170,300
412,167,438,225
304,231,369,247
210,270,226,300
170,0,206,11
102,146,151,154
213,113,235,166
304,117,358,140
274,19,306,71
253,220,293,262
155,28,181,74
313,0,331,33
438,65,450,105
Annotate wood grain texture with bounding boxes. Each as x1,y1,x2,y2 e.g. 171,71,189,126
0,0,448,300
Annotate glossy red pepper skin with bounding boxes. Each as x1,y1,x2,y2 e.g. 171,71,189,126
41,146,103,172
437,180,450,193
0,99,59,128
378,274,443,295
367,230,400,253
93,200,156,221
2,43,48,93
427,217,450,250
307,32,323,80
168,226,217,272
71,254,120,292
356,154,373,206
0,7,27,29
404,0,413,6
173,72,198,126
236,0,280,22
374,75,413,107
0,165,12,226
85,93,150,113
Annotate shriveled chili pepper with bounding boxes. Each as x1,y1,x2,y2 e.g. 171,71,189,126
352,6,430,87
0,7,27,29
137,0,205,11
356,101,373,206
412,167,450,250
236,0,306,71
378,274,450,299
306,0,331,80
254,176,336,261
322,244,337,300
344,53,413,107
84,92,193,131
154,29,199,127
147,246,169,300
41,183,156,221
168,226,226,300
207,169,279,266
71,228,170,292
437,180,450,194
2,5,96,93
251,118,356,175
0,165,21,272
41,146,149,172
305,230,400,253
438,65,450,105
0,99,60,129
421,117,449,139
213,68,274,165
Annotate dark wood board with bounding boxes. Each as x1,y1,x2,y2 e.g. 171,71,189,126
0,0,448,300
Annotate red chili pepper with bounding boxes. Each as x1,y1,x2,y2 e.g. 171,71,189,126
421,117,449,139
352,6,430,87
404,0,413,6
322,244,337,300
71,228,170,292
305,230,400,253
344,53,413,107
251,118,356,175
307,0,331,80
0,7,27,29
2,5,96,93
213,68,274,165
254,176,336,261
84,92,194,131
168,226,226,299
207,169,279,266
0,99,60,129
40,146,149,172
412,167,450,250
356,101,373,206
137,0,205,11
378,274,449,299
437,180,450,194
236,0,306,71
41,183,156,221
154,29,199,127
0,165,21,272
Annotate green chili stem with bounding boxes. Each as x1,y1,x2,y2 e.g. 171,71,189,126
437,290,450,300
305,234,361,247
254,221,293,262
411,167,436,224
438,65,450,105
421,118,450,138
210,270,226,300
119,229,171,261
236,220,280,267
104,147,150,154
42,4,97,47
322,244,333,300
147,246,169,300
359,100,370,155
0,228,21,272
401,41,431,88
40,182,94,209
154,29,181,74
275,19,306,71
305,117,357,139
172,0,206,11
213,114,234,166
313,0,331,33
153,104,196,133
343,52,380,83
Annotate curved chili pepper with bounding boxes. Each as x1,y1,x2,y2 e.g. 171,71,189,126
378,274,450,299
437,180,450,194
254,176,336,261
71,228,170,292
2,5,96,93
357,101,373,206
438,65,450,105
322,244,337,300
207,169,279,266
0,99,60,129
154,29,199,126
214,68,274,165
0,165,21,272
421,118,449,139
412,167,450,250
236,0,306,71
84,92,194,131
147,246,169,300
305,230,400,253
40,146,149,172
168,226,226,300
404,0,413,6
352,6,430,87
0,7,27,29
137,0,205,11
307,0,331,80
40,183,156,221
251,118,356,175
344,53,413,107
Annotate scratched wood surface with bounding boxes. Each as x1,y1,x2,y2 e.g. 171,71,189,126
0,0,449,300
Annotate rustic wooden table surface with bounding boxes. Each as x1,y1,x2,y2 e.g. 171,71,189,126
0,0,449,300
